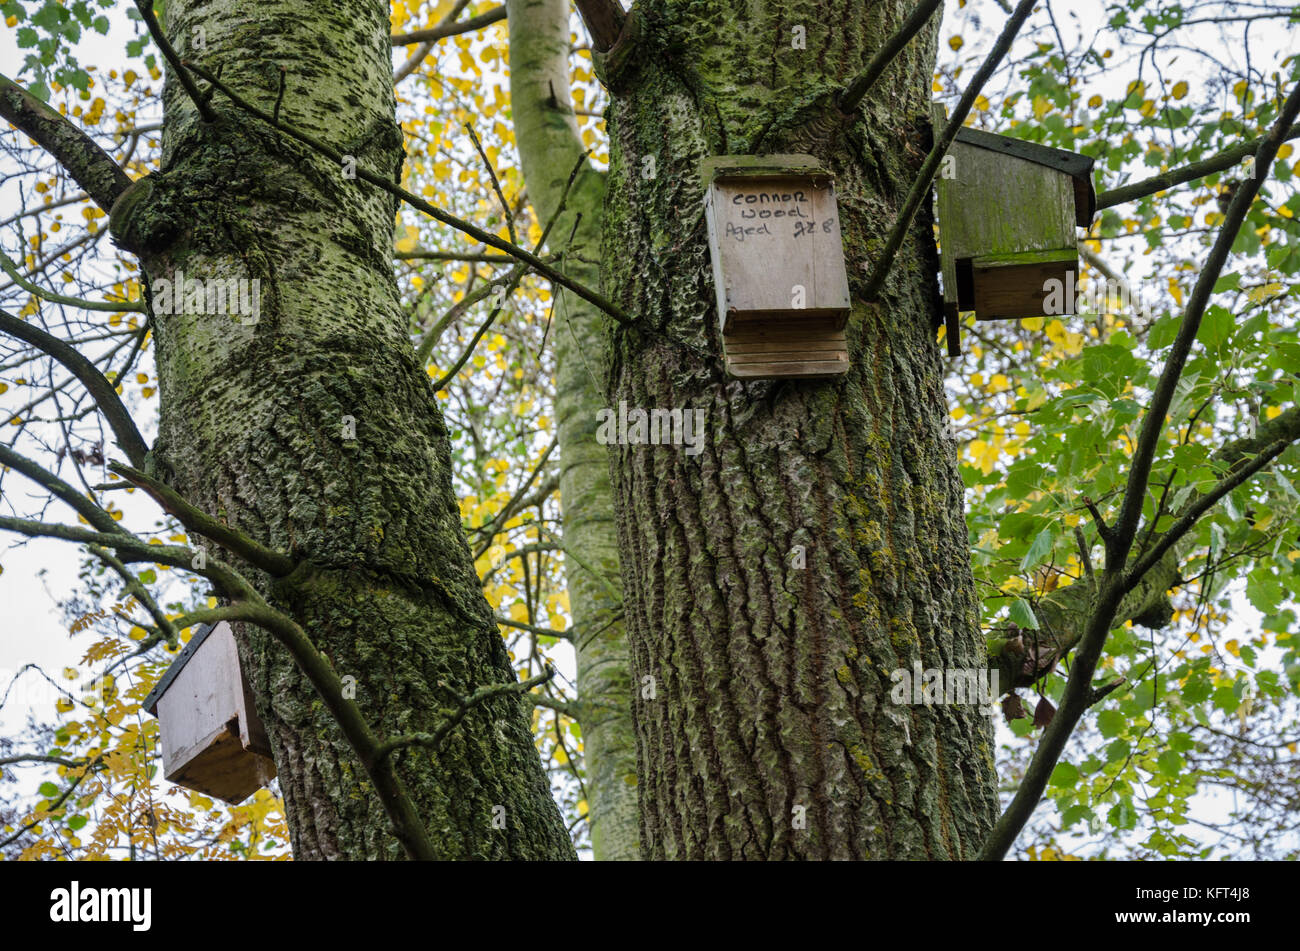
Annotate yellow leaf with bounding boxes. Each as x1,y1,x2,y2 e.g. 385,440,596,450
1172,80,1188,100
1167,277,1183,306
948,35,963,51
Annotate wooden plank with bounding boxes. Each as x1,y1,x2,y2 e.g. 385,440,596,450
729,350,848,363
726,357,849,378
728,332,847,350
168,721,276,805
971,254,1077,320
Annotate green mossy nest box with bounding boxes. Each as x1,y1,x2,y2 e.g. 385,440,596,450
702,154,852,380
143,621,275,804
933,104,1097,354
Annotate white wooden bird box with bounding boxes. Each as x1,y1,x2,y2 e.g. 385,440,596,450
703,155,852,379
933,103,1096,354
143,621,275,804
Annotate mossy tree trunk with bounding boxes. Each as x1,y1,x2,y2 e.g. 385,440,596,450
599,0,1000,859
114,0,573,859
507,0,640,861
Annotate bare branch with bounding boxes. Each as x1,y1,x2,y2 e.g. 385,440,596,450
107,461,296,577
0,73,133,211
1125,439,1291,587
0,308,149,467
1097,122,1300,210
181,61,637,328
376,667,557,762
573,0,627,52
391,4,506,45
132,0,216,123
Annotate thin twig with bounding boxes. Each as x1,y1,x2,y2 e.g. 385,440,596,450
133,0,216,123
862,0,1037,301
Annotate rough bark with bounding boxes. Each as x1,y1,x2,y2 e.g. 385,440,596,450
600,0,1000,858
114,0,573,859
507,0,640,860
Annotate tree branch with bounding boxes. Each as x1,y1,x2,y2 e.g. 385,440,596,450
391,3,506,45
1109,83,1300,564
862,0,1037,301
0,309,149,467
573,0,627,52
375,667,557,762
132,0,216,123
0,248,147,313
1097,122,1300,210
0,73,133,211
107,461,296,577
85,544,180,647
181,60,636,328
978,78,1300,861
1125,439,1291,587
839,0,944,114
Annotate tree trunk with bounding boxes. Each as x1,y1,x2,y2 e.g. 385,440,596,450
600,0,1000,859
507,0,640,860
113,0,573,859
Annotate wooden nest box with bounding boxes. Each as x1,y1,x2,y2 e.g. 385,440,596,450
143,621,275,804
934,104,1096,354
702,155,853,379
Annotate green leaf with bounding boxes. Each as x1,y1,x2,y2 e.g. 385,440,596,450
1157,749,1183,777
1009,598,1040,630
1147,314,1180,350
38,781,60,797
1020,528,1055,571
137,568,157,584
1108,797,1138,830
1049,762,1079,788
67,814,88,830
1097,709,1126,738
1196,305,1234,353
